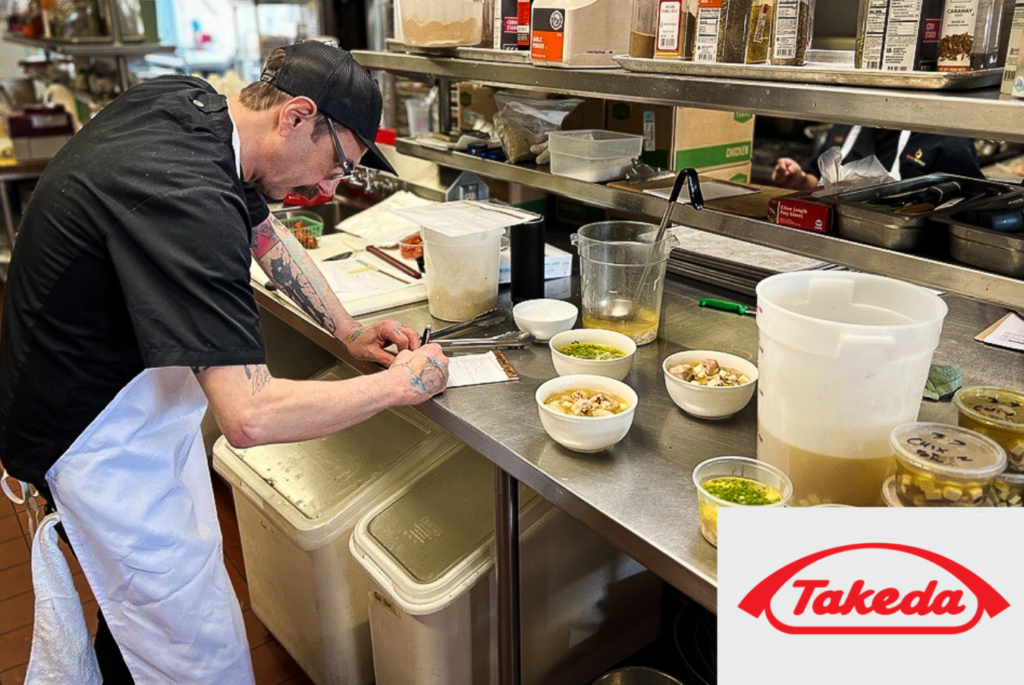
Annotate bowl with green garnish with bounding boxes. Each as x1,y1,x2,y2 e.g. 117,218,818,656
692,456,792,547
549,329,637,381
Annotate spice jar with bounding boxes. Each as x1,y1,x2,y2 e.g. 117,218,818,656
770,0,813,65
654,0,698,59
695,0,755,63
745,0,775,63
630,0,658,57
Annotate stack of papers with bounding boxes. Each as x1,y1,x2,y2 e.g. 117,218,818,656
392,201,539,238
976,312,1024,353
666,226,842,296
337,191,436,246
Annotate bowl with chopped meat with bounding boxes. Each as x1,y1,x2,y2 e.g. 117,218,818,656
535,374,638,452
549,329,637,381
662,350,758,420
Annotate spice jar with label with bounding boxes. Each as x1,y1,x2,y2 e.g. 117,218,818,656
654,0,698,59
745,0,775,63
938,0,1007,72
630,0,658,57
771,0,814,65
695,0,755,63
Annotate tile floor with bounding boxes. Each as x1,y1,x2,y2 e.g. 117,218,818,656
0,473,314,685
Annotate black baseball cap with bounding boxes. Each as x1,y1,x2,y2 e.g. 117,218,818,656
260,41,396,175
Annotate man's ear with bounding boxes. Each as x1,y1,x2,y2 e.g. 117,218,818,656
277,96,318,137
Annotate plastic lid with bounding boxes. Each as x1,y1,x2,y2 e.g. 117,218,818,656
890,422,1006,480
881,476,903,507
954,386,1024,431
995,470,1024,486
367,444,537,584
230,367,430,519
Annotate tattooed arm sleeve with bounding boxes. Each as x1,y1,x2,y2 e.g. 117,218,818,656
251,213,358,338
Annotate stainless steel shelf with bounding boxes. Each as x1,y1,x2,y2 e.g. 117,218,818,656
4,33,176,57
353,50,1024,143
396,138,1024,310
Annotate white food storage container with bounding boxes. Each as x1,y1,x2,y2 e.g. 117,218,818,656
547,130,645,182
211,364,462,685
349,443,663,685
398,0,485,47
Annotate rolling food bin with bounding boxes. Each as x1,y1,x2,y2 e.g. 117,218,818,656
212,363,462,685
349,442,663,685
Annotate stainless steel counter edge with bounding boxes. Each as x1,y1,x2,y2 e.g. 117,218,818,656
253,279,1024,617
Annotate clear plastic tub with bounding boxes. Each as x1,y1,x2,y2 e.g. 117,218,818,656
692,456,793,547
422,226,503,322
548,130,644,182
891,422,1006,507
954,386,1024,473
988,470,1024,507
398,0,485,47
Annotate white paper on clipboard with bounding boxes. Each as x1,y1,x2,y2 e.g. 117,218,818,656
976,312,1024,353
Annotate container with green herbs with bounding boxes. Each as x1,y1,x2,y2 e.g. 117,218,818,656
695,0,755,63
745,0,775,63
692,456,792,546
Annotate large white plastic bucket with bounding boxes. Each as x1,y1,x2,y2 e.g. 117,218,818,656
422,226,503,322
755,272,948,506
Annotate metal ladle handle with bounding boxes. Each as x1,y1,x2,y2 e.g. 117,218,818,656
629,169,704,319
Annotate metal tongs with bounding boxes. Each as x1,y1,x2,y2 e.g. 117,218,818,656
429,308,534,350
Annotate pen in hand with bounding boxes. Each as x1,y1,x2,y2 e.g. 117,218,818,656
420,325,432,346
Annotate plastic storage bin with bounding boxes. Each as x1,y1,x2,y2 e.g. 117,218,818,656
398,0,485,47
350,443,663,685
548,130,644,182
211,364,463,685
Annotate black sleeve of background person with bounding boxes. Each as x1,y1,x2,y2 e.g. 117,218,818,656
106,186,266,368
927,135,985,179
244,183,270,226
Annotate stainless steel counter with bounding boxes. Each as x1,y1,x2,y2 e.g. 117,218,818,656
254,276,1024,615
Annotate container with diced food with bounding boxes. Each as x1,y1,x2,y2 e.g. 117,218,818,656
881,476,903,507
954,386,1024,472
547,130,644,183
890,422,1006,507
692,456,792,547
988,471,1024,508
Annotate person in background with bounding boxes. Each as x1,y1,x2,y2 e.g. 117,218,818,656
0,41,447,684
773,124,984,190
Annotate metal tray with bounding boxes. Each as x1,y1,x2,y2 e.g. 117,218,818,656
828,175,1021,251
612,52,1003,91
386,39,531,64
935,198,1024,277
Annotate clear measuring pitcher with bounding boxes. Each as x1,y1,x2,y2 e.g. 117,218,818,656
571,222,678,345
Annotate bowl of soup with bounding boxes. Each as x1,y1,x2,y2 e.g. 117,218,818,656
549,329,637,381
535,374,638,452
662,350,757,420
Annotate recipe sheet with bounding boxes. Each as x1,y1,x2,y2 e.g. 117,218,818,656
976,312,1024,353
446,351,520,388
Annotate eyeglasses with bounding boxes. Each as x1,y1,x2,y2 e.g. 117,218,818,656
325,117,354,180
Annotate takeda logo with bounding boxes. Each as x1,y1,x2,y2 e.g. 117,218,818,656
738,543,1009,635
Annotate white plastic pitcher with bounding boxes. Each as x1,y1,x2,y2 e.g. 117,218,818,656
755,272,948,506
422,226,503,322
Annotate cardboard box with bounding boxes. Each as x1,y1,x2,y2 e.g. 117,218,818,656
768,191,834,233
605,102,754,173
699,162,753,184
457,82,499,132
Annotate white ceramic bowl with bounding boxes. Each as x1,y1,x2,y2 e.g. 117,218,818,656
662,350,758,420
513,299,579,342
535,374,638,453
549,329,637,381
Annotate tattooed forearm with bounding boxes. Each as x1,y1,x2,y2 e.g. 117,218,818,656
252,216,340,335
243,365,271,396
395,357,446,396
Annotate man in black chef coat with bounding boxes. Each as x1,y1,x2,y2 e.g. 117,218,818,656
0,41,447,683
773,125,984,190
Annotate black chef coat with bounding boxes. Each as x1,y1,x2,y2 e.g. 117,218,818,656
806,125,984,180
0,75,269,487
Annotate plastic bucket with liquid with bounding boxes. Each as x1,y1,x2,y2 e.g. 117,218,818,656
422,226,503,322
755,272,948,506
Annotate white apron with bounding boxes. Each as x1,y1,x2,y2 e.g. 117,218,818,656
841,126,913,181
7,366,254,684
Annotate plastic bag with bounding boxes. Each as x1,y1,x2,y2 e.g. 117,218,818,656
815,146,894,196
493,93,582,163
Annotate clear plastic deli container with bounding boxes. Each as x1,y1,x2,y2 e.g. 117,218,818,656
211,364,461,685
692,456,793,547
954,385,1024,473
548,130,644,182
989,470,1024,507
398,0,485,47
890,422,1006,507
349,443,663,685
